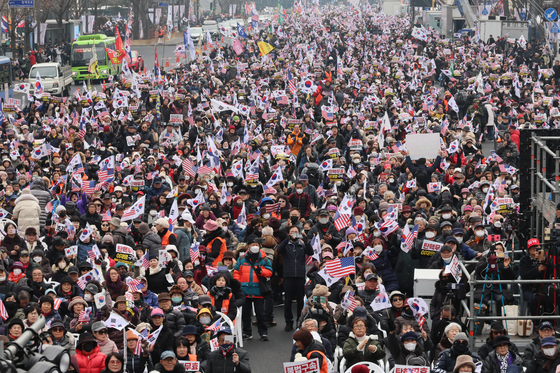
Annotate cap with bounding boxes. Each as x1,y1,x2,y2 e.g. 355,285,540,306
365,273,378,281
541,336,557,346
440,245,452,253
453,332,468,343
151,308,164,317
160,351,177,360
91,321,107,332
198,295,212,305
527,238,541,249
540,321,554,330
158,293,172,302
299,174,308,181
68,265,79,274
444,236,458,245
401,331,418,342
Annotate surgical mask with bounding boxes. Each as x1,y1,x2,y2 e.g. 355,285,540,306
112,198,117,203
482,188,488,193
373,231,381,237
543,347,556,356
227,182,233,187
13,269,22,275
84,294,92,301
388,178,394,183
513,177,517,181
374,245,383,254
404,342,416,351
249,246,260,254
59,261,66,268
150,210,157,216
0,276,5,282
172,296,182,304
425,231,435,239
263,213,270,220
296,189,303,194
475,230,485,238
506,180,512,185
494,222,502,228
34,256,42,263
442,213,451,220
353,159,360,164
336,181,342,186
100,147,106,152
319,217,329,224
443,257,453,264
200,316,211,324
455,237,463,244
195,189,201,195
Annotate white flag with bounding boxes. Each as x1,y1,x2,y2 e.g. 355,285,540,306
448,96,459,113
121,196,146,222
104,311,129,331
79,222,94,241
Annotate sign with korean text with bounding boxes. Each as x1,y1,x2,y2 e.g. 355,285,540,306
421,240,443,257
115,244,135,266
444,255,461,283
283,358,320,373
178,361,200,372
169,114,183,123
395,365,430,373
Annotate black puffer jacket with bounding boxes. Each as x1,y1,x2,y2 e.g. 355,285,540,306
206,346,251,373
146,266,170,295
162,306,186,338
276,237,313,278
149,320,175,363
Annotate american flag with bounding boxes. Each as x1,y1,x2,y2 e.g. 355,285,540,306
141,250,150,269
287,70,297,95
342,290,358,311
276,94,289,105
87,249,97,262
205,317,223,330
126,277,144,293
305,255,314,265
190,242,200,263
377,219,399,236
245,173,259,181
401,224,419,252
322,109,334,121
364,248,379,261
98,157,115,182
82,180,96,195
78,115,87,140
325,257,355,278
206,265,219,276
197,165,214,174
78,309,91,322
334,211,351,231
45,200,55,214
102,210,112,222
0,299,8,320
134,333,143,356
53,298,64,310
264,202,281,214
182,158,197,177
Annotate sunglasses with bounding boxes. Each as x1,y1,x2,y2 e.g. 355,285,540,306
52,327,64,332
96,330,108,334
392,297,404,301
455,341,469,345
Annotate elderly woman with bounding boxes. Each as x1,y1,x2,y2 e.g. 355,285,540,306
23,302,49,333
481,335,523,373
63,297,91,334
435,322,462,364
2,222,25,260
103,267,128,301
43,319,76,355
12,189,41,236
343,317,386,369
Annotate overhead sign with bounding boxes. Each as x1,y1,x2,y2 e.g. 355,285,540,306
8,0,34,7
545,8,557,21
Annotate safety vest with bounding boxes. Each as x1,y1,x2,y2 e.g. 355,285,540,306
208,291,232,314
306,350,329,373
209,236,227,266
162,230,175,247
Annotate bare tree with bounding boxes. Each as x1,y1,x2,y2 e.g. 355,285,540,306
50,0,74,42
89,0,108,30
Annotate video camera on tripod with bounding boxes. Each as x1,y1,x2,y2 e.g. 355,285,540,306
0,316,71,373
486,235,508,273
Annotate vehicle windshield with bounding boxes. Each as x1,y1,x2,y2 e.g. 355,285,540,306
72,45,107,67
30,66,58,78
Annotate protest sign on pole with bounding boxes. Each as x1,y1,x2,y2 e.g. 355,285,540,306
282,358,320,373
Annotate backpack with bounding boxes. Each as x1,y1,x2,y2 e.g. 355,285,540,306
305,167,321,188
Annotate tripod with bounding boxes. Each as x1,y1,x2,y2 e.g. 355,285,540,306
474,250,509,336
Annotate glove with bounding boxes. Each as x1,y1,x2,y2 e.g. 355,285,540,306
101,261,107,270
254,266,262,275
388,317,396,332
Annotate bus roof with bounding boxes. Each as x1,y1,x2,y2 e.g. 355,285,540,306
77,34,111,41
74,35,116,45
0,56,11,64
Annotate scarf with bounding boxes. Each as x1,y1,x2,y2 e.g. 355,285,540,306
497,352,510,373
105,271,123,295
9,272,25,283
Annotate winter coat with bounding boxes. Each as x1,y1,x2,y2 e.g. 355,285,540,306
142,232,162,252
370,250,399,292
97,338,119,356
206,346,251,373
80,210,103,231
121,347,153,373
149,321,174,363
527,350,560,373
53,332,76,355
146,266,170,295
478,337,519,361
358,288,379,314
30,179,51,228
163,307,186,337
342,332,386,368
386,333,429,365
276,238,313,278
233,250,272,298
522,337,560,368
12,190,41,235
433,346,482,373
481,350,523,373
175,227,193,261
72,345,106,373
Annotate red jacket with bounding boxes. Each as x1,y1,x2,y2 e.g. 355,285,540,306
510,129,520,149
72,346,106,373
233,250,272,298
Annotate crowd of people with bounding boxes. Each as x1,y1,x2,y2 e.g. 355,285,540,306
1,3,560,373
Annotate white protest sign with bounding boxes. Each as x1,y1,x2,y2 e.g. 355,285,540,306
421,240,444,252
395,365,430,373
283,358,320,373
169,114,183,123
406,133,441,160
178,361,200,372
444,255,461,283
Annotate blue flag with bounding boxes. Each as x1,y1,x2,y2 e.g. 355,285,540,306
183,31,188,47
237,23,248,38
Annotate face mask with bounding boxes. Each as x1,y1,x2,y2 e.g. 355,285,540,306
374,245,383,254
291,234,300,241
513,177,517,181
172,296,182,304
425,231,435,239
443,257,453,264
195,189,201,195
296,189,303,194
0,276,5,282
84,294,92,301
374,231,381,237
227,182,233,187
353,159,360,164
388,178,394,183
404,342,416,351
482,188,489,193
506,180,512,185
82,343,95,353
442,213,451,220
13,269,22,276
336,181,342,186
150,210,157,216
475,230,485,238
263,213,270,220
319,217,329,224
454,343,468,353
223,145,229,149
543,348,556,357
200,316,211,324
112,198,117,203
455,237,463,244
100,147,106,152
34,256,42,263
249,246,259,254
290,216,299,224
494,222,502,228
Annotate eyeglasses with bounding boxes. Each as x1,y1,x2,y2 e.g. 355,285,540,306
51,327,64,332
109,360,122,365
94,204,102,207
353,325,366,329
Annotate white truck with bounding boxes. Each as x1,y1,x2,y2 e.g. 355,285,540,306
29,62,73,97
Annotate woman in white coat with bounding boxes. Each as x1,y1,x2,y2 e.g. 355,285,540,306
12,189,41,236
